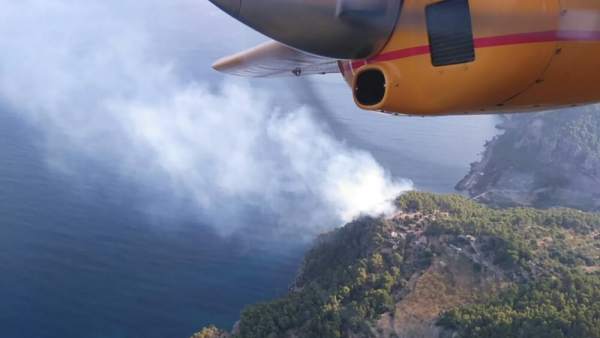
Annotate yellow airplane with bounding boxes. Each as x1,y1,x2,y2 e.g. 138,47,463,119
209,0,600,116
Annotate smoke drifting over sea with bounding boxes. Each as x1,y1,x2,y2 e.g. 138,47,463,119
0,0,412,235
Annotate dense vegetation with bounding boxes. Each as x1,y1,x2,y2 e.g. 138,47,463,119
194,192,600,338
237,216,413,338
403,193,600,338
439,269,600,338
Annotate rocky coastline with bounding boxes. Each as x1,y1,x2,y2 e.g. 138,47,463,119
457,106,600,211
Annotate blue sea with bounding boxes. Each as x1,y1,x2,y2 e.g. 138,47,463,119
0,101,498,338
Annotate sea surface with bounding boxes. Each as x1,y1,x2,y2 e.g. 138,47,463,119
0,96,498,338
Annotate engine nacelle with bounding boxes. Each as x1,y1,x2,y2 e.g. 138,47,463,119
343,0,600,115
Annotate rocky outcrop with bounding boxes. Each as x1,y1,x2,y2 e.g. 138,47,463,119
457,106,600,211
191,325,231,338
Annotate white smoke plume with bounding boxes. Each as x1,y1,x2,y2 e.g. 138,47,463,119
0,0,412,235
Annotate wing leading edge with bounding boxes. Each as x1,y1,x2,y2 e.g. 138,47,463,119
212,41,341,78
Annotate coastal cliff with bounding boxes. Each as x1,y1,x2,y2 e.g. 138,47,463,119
457,106,600,211
192,192,600,338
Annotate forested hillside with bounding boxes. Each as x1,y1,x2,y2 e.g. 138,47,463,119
193,192,600,338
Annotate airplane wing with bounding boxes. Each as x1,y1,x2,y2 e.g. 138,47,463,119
212,41,341,78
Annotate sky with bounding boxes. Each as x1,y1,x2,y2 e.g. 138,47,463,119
0,0,413,237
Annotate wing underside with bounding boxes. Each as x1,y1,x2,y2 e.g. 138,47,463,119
212,41,341,78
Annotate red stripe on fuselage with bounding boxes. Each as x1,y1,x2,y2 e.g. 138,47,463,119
351,30,600,69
